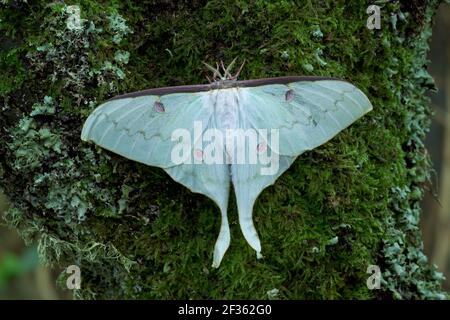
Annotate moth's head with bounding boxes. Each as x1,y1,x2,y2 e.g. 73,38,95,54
202,58,246,84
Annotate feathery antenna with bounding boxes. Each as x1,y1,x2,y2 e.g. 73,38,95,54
202,58,245,81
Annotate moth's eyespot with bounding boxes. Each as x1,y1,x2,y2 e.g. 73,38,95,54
154,101,165,113
285,89,295,102
194,149,203,161
257,142,267,154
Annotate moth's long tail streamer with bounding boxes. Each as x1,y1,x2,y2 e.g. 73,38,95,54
212,204,231,268
236,192,263,260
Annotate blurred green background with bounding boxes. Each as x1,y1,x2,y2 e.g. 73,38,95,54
0,3,449,299
421,3,450,293
0,193,68,299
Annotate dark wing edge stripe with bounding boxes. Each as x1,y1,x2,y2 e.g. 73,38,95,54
107,76,344,101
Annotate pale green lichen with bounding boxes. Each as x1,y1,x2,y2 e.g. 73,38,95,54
30,96,55,116
108,12,132,44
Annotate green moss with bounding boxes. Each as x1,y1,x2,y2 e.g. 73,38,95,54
0,0,447,299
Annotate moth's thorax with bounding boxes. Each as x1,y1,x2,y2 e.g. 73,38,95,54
214,88,240,131
210,79,238,89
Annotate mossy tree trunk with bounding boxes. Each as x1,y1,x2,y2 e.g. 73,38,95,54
0,0,448,299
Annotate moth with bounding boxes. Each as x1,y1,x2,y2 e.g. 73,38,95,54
81,59,373,267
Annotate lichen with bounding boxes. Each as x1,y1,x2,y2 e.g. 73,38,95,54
0,0,448,299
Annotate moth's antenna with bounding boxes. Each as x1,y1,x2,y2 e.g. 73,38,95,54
220,60,233,79
224,57,237,79
202,61,223,81
220,60,227,77
231,59,246,80
203,59,244,81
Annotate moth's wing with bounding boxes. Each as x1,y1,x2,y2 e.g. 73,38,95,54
238,79,373,156
81,92,214,168
164,147,231,268
231,80,372,257
231,155,296,259
81,91,231,267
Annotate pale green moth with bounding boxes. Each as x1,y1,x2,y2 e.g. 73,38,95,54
81,60,373,267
